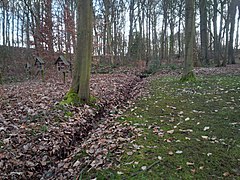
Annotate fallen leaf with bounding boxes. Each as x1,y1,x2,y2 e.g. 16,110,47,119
179,111,184,115
133,144,141,150
185,117,190,121
223,172,230,177
203,127,210,131
201,136,208,140
191,169,196,173
167,130,174,134
207,153,212,156
186,162,194,166
127,152,133,156
73,160,81,167
175,150,183,154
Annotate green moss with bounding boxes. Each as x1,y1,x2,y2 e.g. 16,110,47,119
65,111,73,117
60,90,99,108
60,90,81,106
180,71,196,82
40,125,48,133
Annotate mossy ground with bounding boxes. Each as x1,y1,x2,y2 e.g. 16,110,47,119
60,90,98,107
84,75,240,179
180,71,196,82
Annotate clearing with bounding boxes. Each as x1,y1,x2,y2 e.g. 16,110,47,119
0,65,240,179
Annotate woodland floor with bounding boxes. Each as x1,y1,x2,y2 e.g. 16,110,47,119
0,64,240,179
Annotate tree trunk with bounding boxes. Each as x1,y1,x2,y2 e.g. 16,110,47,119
235,9,240,51
2,7,6,46
169,0,175,64
11,5,15,46
228,0,237,64
71,0,93,102
161,0,168,61
213,0,220,66
199,0,208,65
218,1,225,66
181,0,196,81
16,8,20,47
128,0,135,60
45,0,54,55
223,3,230,67
177,1,183,55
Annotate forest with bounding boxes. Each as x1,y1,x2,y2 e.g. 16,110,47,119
0,0,240,179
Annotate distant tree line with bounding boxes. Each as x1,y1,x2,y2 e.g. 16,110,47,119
0,0,239,69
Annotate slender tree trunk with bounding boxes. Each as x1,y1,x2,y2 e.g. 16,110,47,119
178,1,183,55
2,8,6,46
218,1,225,66
45,0,54,55
161,0,168,61
228,0,237,64
11,6,15,46
64,2,71,58
223,5,230,67
26,10,31,62
200,0,208,65
213,0,220,66
208,9,213,55
70,0,76,54
152,6,158,63
6,8,10,46
21,11,25,47
137,0,143,61
16,9,20,47
169,2,175,64
103,0,113,64
235,13,240,51
146,1,151,66
128,0,135,59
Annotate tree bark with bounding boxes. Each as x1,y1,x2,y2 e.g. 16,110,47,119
200,0,208,65
128,0,135,60
181,0,196,81
213,0,220,66
228,0,237,64
71,0,93,102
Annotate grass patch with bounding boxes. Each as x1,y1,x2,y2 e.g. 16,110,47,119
87,75,240,179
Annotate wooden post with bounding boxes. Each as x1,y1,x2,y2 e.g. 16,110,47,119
63,71,66,84
40,64,45,82
41,69,44,82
